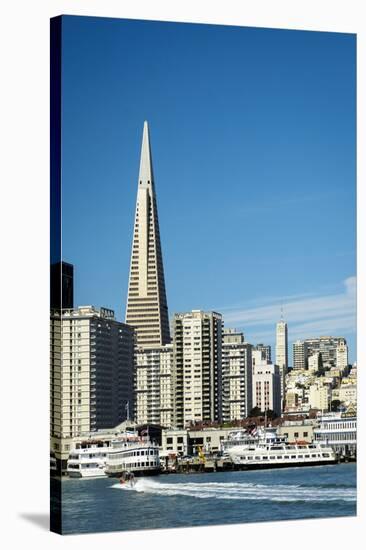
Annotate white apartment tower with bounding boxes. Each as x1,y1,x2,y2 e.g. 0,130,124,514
222,329,252,421
125,121,170,348
135,344,174,427
173,311,222,428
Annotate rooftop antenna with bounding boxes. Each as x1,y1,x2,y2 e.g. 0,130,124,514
280,304,284,321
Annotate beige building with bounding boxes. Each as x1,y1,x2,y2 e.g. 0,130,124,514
308,383,330,411
222,329,252,421
252,361,281,416
50,307,134,465
336,340,349,369
308,352,321,373
135,344,174,426
173,310,222,428
125,121,170,348
339,384,357,406
278,420,316,443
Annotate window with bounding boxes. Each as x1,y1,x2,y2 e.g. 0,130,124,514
167,437,173,444
294,432,299,438
303,432,308,437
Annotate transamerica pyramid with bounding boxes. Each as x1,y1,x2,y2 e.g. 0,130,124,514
125,121,170,347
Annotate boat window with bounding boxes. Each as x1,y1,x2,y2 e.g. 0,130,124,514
304,455,310,458
262,456,268,460
277,456,283,459
291,455,296,459
311,454,317,457
322,453,330,457
270,456,276,460
247,456,253,460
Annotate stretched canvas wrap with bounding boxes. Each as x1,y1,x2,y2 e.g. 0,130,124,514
50,15,357,535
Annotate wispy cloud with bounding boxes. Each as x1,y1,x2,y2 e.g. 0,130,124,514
223,276,356,344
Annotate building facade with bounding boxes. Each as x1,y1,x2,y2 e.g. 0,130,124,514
254,343,271,362
50,306,134,441
125,121,170,348
134,344,174,427
222,329,252,421
252,362,281,416
276,319,288,407
173,310,222,428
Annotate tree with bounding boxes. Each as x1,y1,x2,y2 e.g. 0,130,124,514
249,406,262,417
331,399,341,412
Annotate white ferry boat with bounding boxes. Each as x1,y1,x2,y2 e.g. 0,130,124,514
67,443,112,478
228,430,336,469
105,437,160,477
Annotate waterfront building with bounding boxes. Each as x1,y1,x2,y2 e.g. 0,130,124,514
313,412,357,457
173,310,222,428
277,419,316,443
50,306,134,441
254,343,271,362
135,344,174,427
161,429,189,456
292,340,308,370
222,329,252,421
276,318,288,409
252,362,281,416
125,121,170,348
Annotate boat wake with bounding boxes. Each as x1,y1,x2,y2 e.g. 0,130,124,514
111,479,356,502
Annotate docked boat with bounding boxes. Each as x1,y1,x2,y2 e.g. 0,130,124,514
67,443,112,478
105,436,160,477
227,429,337,469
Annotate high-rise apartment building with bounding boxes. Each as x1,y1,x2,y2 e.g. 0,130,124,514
222,329,252,421
173,310,222,428
293,336,348,371
50,306,134,440
293,340,308,370
252,362,281,416
125,121,170,348
135,344,174,427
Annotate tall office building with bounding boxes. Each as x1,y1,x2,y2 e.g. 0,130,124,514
276,319,288,409
173,310,222,428
50,306,134,441
222,329,252,421
135,344,174,427
125,121,170,348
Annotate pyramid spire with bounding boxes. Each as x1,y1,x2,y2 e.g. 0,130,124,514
138,120,154,186
125,122,170,348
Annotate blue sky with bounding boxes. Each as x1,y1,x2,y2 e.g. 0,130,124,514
60,16,356,363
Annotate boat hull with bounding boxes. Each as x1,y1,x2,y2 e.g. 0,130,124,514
231,459,337,471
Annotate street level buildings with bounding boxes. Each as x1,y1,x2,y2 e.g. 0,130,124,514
125,121,170,348
173,310,222,428
222,329,252,421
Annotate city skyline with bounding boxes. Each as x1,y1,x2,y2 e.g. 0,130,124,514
60,17,356,362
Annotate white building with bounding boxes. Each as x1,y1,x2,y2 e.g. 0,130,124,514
336,340,349,370
252,362,281,416
308,352,321,373
314,413,356,457
339,384,357,406
135,344,174,427
222,329,252,421
173,310,222,428
308,383,330,411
